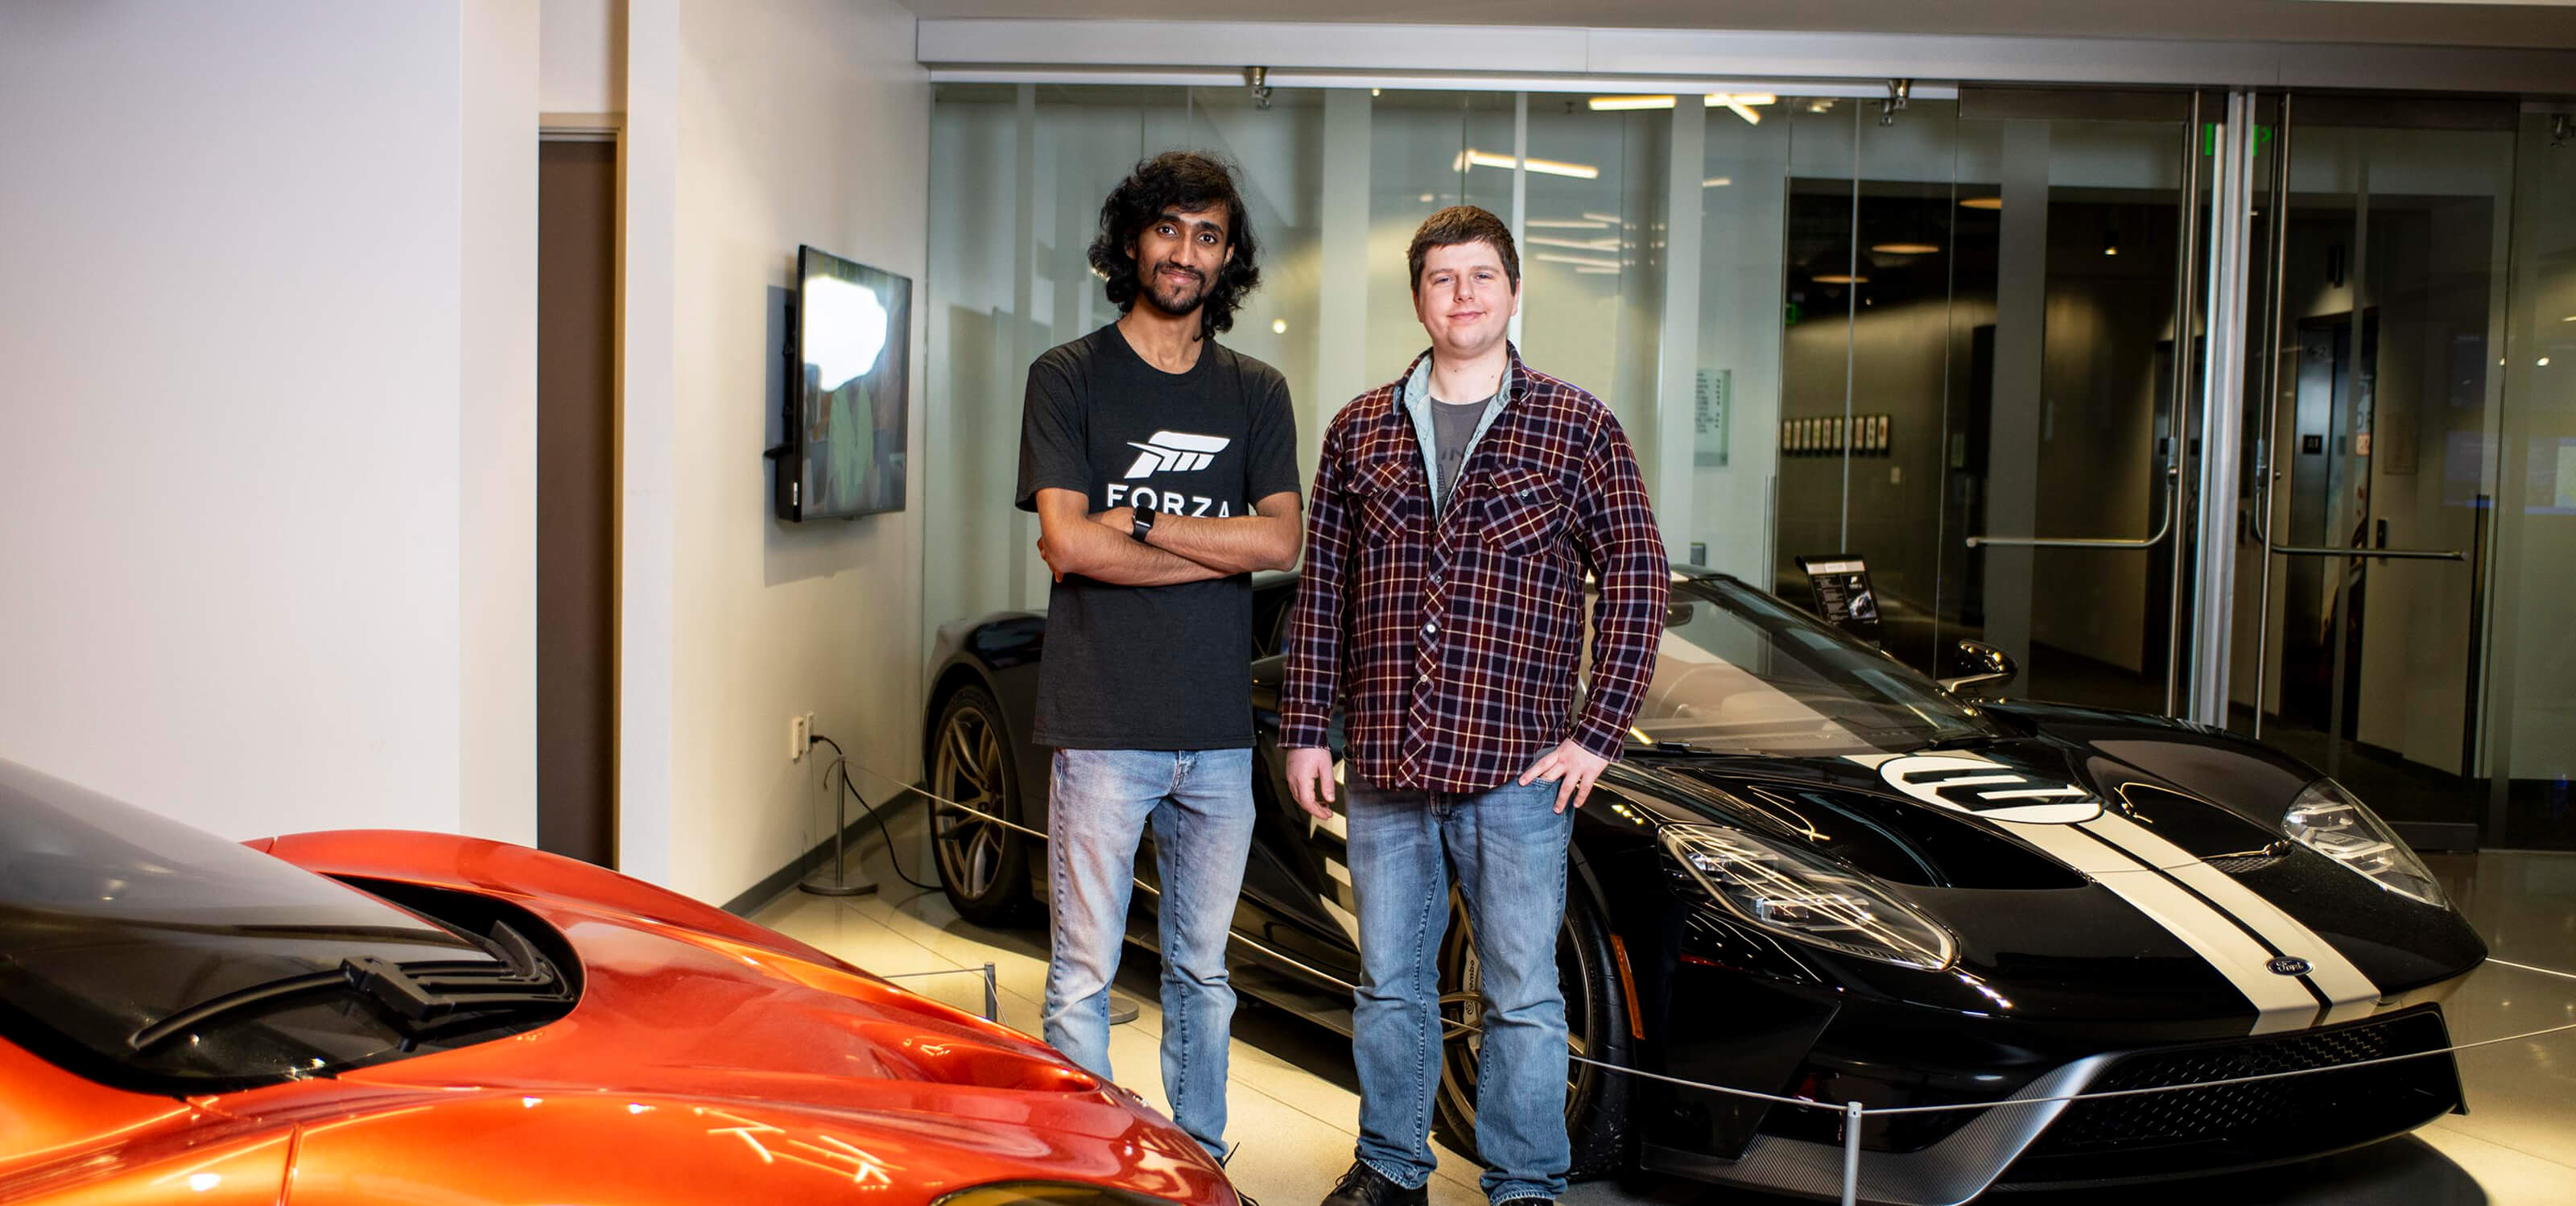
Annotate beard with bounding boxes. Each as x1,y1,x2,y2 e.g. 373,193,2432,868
1140,261,1208,318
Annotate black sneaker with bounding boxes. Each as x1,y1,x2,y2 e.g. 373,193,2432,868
1319,1162,1426,1206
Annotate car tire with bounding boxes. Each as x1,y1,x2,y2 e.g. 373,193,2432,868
1431,878,1635,1180
928,685,1034,925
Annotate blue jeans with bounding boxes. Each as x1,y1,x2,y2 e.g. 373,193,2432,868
1042,747,1254,1159
1348,777,1575,1205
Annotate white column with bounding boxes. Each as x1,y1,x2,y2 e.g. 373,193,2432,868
617,0,679,885
1009,84,1041,610
1315,89,1373,469
1981,121,2052,671
2190,92,2259,727
1654,97,1706,556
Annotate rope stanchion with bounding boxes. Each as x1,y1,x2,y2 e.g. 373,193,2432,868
840,757,2576,1205
1840,1100,1864,1206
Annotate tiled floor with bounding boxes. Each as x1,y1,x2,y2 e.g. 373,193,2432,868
753,810,2576,1206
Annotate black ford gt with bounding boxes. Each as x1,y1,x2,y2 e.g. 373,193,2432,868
920,571,2486,1204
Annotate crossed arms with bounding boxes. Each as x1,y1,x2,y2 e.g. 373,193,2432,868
1033,488,1302,585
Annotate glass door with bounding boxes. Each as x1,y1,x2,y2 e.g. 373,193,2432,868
2230,94,2521,840
1885,89,2212,712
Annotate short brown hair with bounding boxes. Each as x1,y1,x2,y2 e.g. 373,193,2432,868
1407,206,1519,295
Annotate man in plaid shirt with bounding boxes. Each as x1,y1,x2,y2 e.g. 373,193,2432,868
1279,208,1668,1206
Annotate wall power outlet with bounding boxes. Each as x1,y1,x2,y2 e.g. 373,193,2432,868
791,712,811,762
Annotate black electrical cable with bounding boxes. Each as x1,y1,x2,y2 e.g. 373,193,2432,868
807,733,939,890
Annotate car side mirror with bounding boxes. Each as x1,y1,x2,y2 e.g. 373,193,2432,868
1938,639,2017,694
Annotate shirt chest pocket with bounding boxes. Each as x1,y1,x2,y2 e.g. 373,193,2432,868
1481,463,1573,555
1351,456,1418,545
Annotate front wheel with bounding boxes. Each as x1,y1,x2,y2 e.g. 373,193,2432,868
1431,880,1635,1179
927,685,1033,924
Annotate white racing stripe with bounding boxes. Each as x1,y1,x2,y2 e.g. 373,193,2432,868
1996,821,2326,1035
2082,813,2381,1026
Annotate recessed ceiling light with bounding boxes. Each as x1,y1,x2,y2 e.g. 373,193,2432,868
1588,96,1676,111
1703,176,1733,188
1582,212,1621,224
1871,242,1941,254
1418,192,1436,203
1812,274,1870,284
1961,196,2003,210
1527,218,1612,229
1534,251,1621,271
1271,319,1287,334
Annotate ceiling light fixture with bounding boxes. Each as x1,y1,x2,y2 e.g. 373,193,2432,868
1870,242,1941,255
1527,218,1612,229
1961,196,2003,210
2103,229,2121,257
1534,251,1621,271
1528,235,1621,252
1453,149,1600,179
1582,212,1621,224
1703,176,1733,188
1811,273,1870,284
1272,319,1287,334
1587,95,1676,111
1586,93,1776,122
1574,266,1620,275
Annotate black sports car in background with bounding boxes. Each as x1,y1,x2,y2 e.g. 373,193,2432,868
921,571,2486,1204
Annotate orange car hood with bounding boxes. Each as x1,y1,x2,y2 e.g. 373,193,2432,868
0,831,1229,1206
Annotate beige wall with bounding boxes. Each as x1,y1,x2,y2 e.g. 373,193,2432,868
0,2,535,841
629,0,931,905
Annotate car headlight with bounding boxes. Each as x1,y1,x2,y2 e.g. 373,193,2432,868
1659,824,1957,970
2282,779,2447,907
935,1185,1199,1206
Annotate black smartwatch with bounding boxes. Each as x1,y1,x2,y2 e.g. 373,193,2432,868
1129,504,1158,543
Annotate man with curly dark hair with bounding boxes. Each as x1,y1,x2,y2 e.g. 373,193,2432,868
1015,150,1302,1163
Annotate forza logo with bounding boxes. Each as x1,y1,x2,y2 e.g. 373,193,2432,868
1124,431,1231,479
1876,754,2103,824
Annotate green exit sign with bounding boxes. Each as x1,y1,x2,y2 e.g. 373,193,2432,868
2202,124,2276,155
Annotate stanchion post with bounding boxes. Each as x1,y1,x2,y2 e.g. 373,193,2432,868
982,961,999,1022
1841,1099,1864,1206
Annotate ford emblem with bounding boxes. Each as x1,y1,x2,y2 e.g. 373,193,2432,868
2268,956,2313,977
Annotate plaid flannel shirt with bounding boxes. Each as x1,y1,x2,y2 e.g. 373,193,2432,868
1279,345,1669,793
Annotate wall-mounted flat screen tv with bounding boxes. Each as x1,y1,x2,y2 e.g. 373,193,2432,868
775,246,910,520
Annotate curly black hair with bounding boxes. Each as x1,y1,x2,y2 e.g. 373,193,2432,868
1088,151,1261,337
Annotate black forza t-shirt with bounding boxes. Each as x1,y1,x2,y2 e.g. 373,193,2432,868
1016,324,1300,750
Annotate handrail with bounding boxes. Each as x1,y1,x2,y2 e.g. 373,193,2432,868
2268,543,2463,561
1966,465,2178,551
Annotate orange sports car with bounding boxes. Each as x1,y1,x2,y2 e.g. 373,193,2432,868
0,758,1236,1206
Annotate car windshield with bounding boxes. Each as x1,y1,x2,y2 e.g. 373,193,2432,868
1629,577,2001,755
0,760,510,1092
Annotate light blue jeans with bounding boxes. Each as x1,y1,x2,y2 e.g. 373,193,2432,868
1348,777,1575,1205
1042,747,1254,1159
